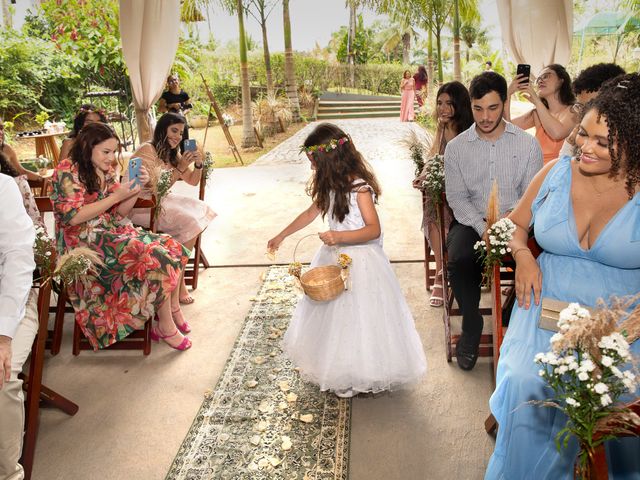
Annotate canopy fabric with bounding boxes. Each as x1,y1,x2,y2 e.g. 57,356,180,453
497,0,573,76
119,0,181,143
574,11,640,36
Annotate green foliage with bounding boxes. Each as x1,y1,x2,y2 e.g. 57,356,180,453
0,29,82,122
337,15,372,64
24,0,125,89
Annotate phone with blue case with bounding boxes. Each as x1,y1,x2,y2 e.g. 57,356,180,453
183,139,196,152
128,157,142,189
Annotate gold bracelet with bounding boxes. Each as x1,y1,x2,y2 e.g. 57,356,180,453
512,247,531,259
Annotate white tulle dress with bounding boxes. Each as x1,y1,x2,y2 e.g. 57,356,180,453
282,184,427,396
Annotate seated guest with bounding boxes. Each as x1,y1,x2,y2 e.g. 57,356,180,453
51,123,192,350
444,71,543,370
558,62,626,159
59,104,108,162
413,81,473,307
0,172,36,480
486,73,640,479
0,119,43,182
506,64,578,164
158,74,192,151
128,113,216,305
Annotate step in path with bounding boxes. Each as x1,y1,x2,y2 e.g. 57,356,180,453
317,92,421,120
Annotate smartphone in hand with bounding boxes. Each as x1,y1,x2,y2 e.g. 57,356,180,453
183,139,196,152
128,157,142,189
516,64,531,85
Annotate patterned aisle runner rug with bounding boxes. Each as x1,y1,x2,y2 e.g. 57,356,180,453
166,266,351,480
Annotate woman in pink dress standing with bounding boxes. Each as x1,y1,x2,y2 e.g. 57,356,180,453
400,70,416,122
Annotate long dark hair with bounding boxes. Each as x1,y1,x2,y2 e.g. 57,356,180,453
583,73,640,198
0,150,19,177
304,123,381,223
69,104,108,139
435,81,473,135
69,122,120,194
541,64,575,107
152,113,185,168
414,66,428,83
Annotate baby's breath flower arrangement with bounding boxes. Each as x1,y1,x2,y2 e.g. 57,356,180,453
473,218,516,281
222,113,234,127
533,300,640,478
154,168,173,221
203,151,215,184
421,154,445,208
33,226,102,285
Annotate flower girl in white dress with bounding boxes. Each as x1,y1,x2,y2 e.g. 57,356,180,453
267,123,427,398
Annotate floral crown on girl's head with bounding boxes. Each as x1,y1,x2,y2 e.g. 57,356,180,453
300,136,349,155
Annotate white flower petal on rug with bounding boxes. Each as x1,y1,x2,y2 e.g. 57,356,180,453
286,392,298,403
245,380,258,388
281,436,293,451
299,414,314,423
250,435,261,446
278,402,288,410
278,380,291,392
258,401,273,413
269,456,282,467
253,356,267,365
256,420,269,432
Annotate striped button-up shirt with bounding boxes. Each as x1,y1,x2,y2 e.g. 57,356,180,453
444,121,543,236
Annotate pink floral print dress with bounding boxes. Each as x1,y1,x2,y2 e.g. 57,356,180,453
51,159,189,350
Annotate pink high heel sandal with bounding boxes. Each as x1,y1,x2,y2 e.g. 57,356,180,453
151,326,192,351
172,308,191,334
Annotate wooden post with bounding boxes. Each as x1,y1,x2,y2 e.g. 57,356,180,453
200,74,244,165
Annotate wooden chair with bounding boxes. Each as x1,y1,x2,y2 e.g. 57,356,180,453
36,196,155,356
20,276,79,480
589,398,640,479
422,190,437,291
182,172,210,291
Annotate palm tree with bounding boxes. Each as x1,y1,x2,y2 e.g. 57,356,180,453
2,0,12,29
246,0,278,97
236,0,258,147
283,0,301,122
377,22,417,63
452,0,480,81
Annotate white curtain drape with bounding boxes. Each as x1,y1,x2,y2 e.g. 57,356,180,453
497,0,573,76
119,0,181,143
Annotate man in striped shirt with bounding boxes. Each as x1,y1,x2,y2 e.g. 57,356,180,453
444,72,543,371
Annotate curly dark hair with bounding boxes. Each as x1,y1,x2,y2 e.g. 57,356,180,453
69,104,108,139
0,150,19,177
434,81,473,135
582,73,640,198
572,63,626,95
152,113,185,168
303,123,381,223
540,64,575,108
69,122,120,194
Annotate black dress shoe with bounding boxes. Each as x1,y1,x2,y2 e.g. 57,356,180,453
455,337,479,371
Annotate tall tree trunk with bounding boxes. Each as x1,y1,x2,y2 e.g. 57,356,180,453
436,29,443,83
402,32,410,64
259,4,274,97
453,0,461,81
427,29,434,87
238,0,257,148
283,0,301,122
2,0,12,29
347,2,356,87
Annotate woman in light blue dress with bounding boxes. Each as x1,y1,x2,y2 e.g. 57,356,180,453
486,74,640,479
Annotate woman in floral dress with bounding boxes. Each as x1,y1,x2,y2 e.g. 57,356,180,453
51,123,192,351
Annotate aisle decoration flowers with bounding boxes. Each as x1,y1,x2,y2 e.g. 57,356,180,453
473,217,516,281
203,151,215,184
533,299,640,478
421,154,445,208
154,168,173,221
222,112,234,127
34,225,102,285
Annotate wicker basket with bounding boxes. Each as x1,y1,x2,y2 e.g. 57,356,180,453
291,234,349,302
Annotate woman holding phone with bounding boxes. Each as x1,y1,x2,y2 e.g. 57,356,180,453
505,64,578,164
51,123,192,351
128,113,216,306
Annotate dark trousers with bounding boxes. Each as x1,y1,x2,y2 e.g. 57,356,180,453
446,220,484,346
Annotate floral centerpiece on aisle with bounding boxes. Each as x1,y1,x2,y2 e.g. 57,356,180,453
203,151,215,184
222,113,234,127
533,300,640,479
154,168,173,222
33,225,102,285
421,154,445,209
473,217,516,282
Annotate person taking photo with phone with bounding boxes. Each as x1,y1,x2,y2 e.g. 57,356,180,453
505,64,578,164
51,122,193,351
127,113,216,306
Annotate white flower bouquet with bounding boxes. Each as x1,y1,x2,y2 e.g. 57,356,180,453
421,154,445,208
473,218,516,281
222,113,234,127
154,169,173,222
534,300,640,478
